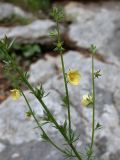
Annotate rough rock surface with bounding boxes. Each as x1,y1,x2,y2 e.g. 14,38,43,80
0,2,32,21
0,20,55,44
29,58,57,85
0,51,120,160
65,1,120,65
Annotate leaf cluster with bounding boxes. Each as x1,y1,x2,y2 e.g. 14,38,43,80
51,7,64,22
12,43,41,58
59,120,68,135
0,37,10,61
62,96,68,108
34,85,49,99
49,29,58,39
86,147,93,160
54,41,64,52
41,132,49,142
0,37,22,87
95,123,102,130
63,148,76,159
90,45,97,55
27,0,51,13
25,109,35,118
42,111,53,125
94,70,102,79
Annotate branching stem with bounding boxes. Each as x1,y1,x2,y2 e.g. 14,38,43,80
21,90,65,154
15,66,82,160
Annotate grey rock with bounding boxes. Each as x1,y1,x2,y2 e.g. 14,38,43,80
109,150,120,160
0,2,32,21
0,89,66,145
0,143,6,153
0,93,40,145
65,1,120,65
29,57,57,85
0,140,62,160
0,20,55,44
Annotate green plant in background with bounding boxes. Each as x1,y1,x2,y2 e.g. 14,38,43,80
0,14,31,26
5,0,51,13
0,7,102,160
12,43,41,58
27,0,51,13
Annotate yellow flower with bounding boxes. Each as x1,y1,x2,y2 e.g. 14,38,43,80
81,94,93,106
67,69,81,85
10,89,21,100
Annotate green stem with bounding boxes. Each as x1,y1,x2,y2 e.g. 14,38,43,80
90,54,96,152
57,21,72,142
6,32,82,160
21,90,65,154
15,68,82,160
60,52,71,139
57,22,60,42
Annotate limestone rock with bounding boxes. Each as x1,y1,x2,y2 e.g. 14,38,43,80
0,2,32,21
0,20,55,44
65,1,120,65
29,57,57,85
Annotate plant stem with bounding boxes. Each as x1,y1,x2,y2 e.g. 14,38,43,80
21,90,65,154
60,52,71,139
90,54,96,152
5,31,82,160
15,68,82,160
57,22,72,142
